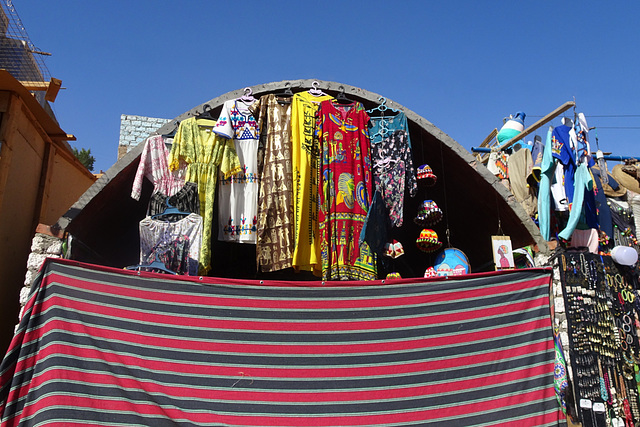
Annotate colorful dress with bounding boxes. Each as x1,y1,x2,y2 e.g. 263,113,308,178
255,94,294,272
168,117,242,274
139,213,203,276
291,91,334,275
370,129,417,227
317,100,376,281
131,135,186,201
213,100,260,244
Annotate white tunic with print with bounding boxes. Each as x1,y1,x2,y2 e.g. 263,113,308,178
213,99,259,243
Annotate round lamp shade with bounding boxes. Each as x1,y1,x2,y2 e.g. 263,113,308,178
611,245,638,266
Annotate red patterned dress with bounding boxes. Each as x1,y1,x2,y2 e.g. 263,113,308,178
317,100,376,280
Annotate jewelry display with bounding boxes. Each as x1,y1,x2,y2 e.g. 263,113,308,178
560,250,640,426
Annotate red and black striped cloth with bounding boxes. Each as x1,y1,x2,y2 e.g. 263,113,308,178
1,258,562,426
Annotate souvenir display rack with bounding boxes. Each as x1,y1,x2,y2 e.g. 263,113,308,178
560,250,640,426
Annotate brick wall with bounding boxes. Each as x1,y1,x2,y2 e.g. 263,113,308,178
118,114,171,160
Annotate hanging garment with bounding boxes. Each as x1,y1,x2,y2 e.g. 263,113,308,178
139,213,203,276
290,91,334,275
569,228,599,253
254,94,294,273
528,136,544,185
589,166,614,240
359,190,389,256
213,99,260,244
168,117,242,274
317,100,376,281
131,135,186,201
551,164,569,211
507,147,537,218
486,151,510,180
147,181,200,221
538,128,555,241
558,162,593,241
369,111,412,148
553,328,569,415
371,129,417,227
551,124,576,208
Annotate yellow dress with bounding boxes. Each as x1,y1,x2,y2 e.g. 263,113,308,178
290,92,334,275
168,117,242,274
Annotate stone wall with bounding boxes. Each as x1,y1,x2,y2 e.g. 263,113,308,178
20,225,64,319
117,114,171,160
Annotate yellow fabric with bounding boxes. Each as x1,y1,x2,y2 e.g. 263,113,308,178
168,117,242,274
291,92,333,275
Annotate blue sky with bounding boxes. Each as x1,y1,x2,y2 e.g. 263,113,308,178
18,1,640,173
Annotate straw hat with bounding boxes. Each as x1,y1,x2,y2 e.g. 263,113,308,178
592,165,626,198
612,164,640,195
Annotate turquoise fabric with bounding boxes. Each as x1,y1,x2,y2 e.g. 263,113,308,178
538,128,555,241
558,161,593,241
369,111,411,148
496,127,521,144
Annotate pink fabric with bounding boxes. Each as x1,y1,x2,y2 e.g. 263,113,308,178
131,135,186,200
570,228,599,254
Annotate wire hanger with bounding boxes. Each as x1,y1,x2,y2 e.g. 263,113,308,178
334,85,353,104
308,80,326,97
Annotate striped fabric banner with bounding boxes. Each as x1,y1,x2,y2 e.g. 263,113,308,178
1,259,562,426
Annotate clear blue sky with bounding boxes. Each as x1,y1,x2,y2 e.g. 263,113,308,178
18,1,640,173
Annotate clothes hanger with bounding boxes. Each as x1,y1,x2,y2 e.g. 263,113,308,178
274,83,294,104
238,87,256,104
334,86,354,104
308,80,327,97
125,255,177,275
151,197,191,220
367,97,400,117
367,97,401,142
196,104,216,121
161,120,180,138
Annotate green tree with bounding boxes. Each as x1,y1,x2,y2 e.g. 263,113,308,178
72,147,95,172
